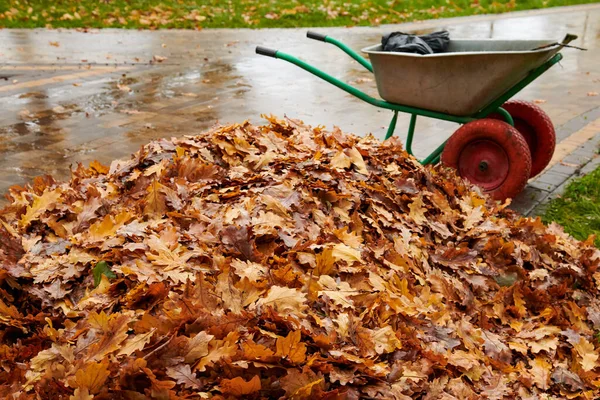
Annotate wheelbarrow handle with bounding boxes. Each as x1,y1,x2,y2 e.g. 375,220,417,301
256,46,278,58
307,31,328,42
305,31,373,73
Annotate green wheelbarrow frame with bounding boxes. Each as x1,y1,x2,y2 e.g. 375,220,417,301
255,31,562,165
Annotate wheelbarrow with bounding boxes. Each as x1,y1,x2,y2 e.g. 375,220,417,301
256,32,573,200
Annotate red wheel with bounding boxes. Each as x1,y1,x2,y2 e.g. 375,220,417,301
490,100,555,178
441,119,532,201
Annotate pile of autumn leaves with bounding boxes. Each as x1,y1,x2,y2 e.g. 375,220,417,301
1,116,600,399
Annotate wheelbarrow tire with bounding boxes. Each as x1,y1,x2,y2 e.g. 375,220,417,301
490,100,555,178
441,119,532,201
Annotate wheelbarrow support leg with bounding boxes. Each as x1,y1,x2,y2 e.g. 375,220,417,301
385,111,399,140
421,140,447,165
405,114,417,155
495,107,515,127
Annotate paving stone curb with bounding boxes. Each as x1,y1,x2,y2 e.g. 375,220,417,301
510,128,600,217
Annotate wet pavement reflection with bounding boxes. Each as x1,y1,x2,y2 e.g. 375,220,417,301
0,5,598,197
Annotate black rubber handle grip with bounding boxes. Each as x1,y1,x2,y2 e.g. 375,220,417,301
255,46,278,58
307,31,327,42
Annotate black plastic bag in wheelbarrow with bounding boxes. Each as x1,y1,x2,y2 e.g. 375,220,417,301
382,31,450,55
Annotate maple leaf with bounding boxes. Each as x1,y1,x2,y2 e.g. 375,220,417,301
220,375,261,396
166,364,203,390
275,330,306,364
73,360,111,394
254,286,307,314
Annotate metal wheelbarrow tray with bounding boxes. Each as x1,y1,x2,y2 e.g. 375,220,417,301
363,39,561,116
256,32,570,201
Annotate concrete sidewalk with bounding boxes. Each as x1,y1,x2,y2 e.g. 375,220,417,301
0,4,599,213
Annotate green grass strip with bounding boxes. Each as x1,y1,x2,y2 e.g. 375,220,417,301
542,163,600,248
0,0,597,29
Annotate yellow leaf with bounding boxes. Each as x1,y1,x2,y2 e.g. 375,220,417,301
346,147,368,175
242,340,275,361
86,312,130,361
255,286,307,314
330,151,351,170
231,259,268,282
89,160,109,175
331,243,362,263
333,227,363,248
73,360,110,394
314,247,335,276
196,338,237,372
317,275,357,309
87,310,110,330
20,189,62,227
529,356,551,390
220,375,261,396
463,205,483,230
574,337,599,372
185,331,215,363
117,328,156,357
408,194,426,226
470,193,486,207
70,388,93,400
275,330,306,364
371,326,402,354
144,179,167,216
529,337,559,354
512,288,527,318
508,340,528,355
87,211,132,242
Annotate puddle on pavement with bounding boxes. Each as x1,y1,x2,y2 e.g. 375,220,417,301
0,103,80,159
